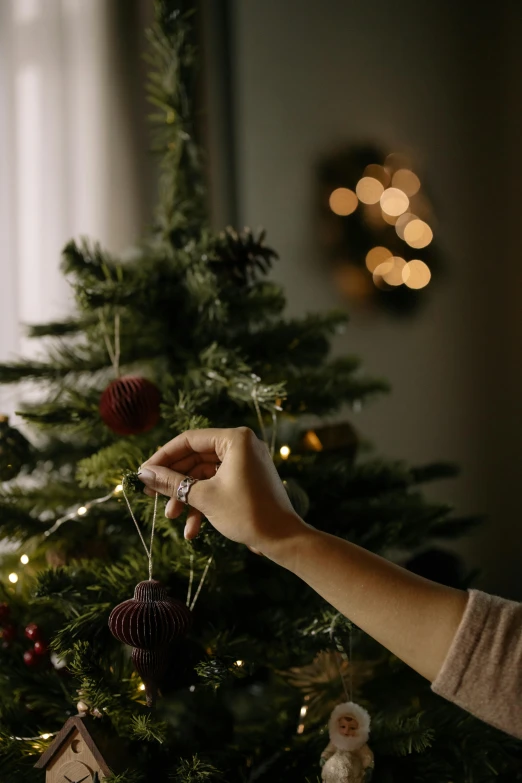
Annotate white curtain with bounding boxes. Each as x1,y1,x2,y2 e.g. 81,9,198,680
0,0,149,417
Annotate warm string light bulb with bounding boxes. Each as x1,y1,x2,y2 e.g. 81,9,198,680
297,695,309,734
139,683,146,691
235,660,244,667
46,486,122,537
20,554,29,565
279,445,291,460
8,573,18,584
40,733,51,740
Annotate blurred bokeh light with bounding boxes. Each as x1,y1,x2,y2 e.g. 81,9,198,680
356,177,384,205
365,246,392,273
380,187,410,217
392,168,421,196
329,187,358,216
403,259,431,289
404,219,433,249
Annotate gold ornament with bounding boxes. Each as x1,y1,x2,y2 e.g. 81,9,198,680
281,650,375,725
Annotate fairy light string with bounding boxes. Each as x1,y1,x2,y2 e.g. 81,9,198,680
45,488,119,537
10,731,56,744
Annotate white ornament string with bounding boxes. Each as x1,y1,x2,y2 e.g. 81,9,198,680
99,310,121,377
270,408,278,458
189,555,213,612
251,385,267,444
113,311,121,377
329,612,353,703
121,485,211,605
251,383,283,459
186,551,195,607
122,485,158,581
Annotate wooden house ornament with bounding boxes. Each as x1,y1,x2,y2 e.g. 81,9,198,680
35,715,116,782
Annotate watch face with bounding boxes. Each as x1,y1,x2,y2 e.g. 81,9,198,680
57,760,94,783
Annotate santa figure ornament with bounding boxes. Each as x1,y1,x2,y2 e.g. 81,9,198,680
321,702,374,783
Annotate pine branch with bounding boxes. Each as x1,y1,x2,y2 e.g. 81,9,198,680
146,2,205,241
0,501,45,539
208,227,278,287
169,756,224,782
410,462,460,483
372,710,435,757
105,772,144,783
76,443,145,489
428,514,483,539
27,316,94,338
243,312,349,369
195,656,252,689
284,359,390,414
62,239,118,281
131,714,168,744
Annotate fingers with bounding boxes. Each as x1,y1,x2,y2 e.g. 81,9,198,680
144,463,216,518
184,509,202,540
138,462,216,511
166,451,220,476
142,427,254,469
142,491,202,538
140,464,205,539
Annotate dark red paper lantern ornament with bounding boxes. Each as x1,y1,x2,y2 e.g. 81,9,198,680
108,580,191,707
99,376,161,436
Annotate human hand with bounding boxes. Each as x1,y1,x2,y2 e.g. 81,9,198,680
138,427,306,556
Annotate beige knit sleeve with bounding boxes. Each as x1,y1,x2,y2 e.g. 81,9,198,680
432,589,522,739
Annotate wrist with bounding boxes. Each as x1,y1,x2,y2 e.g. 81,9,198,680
259,514,320,572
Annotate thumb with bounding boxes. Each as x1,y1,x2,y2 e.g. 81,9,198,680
138,464,214,512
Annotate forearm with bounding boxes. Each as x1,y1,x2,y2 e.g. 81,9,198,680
264,521,468,682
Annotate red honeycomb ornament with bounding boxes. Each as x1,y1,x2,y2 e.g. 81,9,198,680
108,580,191,707
99,376,161,436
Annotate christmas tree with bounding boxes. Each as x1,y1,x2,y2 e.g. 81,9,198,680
0,2,521,781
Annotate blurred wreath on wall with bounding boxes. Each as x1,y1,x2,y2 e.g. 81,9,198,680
317,144,441,316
